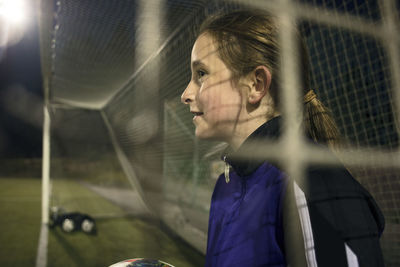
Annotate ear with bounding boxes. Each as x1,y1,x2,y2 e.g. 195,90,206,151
248,66,272,105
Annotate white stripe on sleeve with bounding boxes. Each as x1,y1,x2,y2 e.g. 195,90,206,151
294,181,318,267
345,243,359,267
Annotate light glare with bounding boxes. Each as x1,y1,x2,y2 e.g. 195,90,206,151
0,0,26,25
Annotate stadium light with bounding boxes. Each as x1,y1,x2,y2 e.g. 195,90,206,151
0,0,27,26
0,0,29,49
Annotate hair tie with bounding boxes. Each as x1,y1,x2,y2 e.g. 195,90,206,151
304,89,317,104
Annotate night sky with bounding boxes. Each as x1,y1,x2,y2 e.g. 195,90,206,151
0,3,43,158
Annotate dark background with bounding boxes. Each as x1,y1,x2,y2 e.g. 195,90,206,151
0,3,43,158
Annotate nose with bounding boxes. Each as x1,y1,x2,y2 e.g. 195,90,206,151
181,81,196,105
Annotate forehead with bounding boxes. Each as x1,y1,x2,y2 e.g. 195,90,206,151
191,33,219,65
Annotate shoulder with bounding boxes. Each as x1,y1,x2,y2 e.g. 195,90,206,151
305,165,364,199
285,164,385,266
303,165,384,232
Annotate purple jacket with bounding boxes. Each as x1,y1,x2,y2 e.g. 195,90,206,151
205,117,384,267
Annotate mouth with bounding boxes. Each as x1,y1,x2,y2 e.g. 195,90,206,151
191,111,204,116
191,111,204,120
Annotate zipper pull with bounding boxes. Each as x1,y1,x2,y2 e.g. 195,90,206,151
223,156,230,184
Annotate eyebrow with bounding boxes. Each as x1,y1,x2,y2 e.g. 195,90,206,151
191,60,207,70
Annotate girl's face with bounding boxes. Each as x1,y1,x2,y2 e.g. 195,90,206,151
181,33,247,142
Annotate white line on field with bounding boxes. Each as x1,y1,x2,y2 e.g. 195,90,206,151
35,223,48,267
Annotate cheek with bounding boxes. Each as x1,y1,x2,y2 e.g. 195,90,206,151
199,86,224,115
200,85,242,123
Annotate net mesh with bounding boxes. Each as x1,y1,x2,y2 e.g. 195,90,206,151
306,23,397,148
39,0,400,265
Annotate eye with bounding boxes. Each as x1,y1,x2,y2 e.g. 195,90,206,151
196,69,207,82
197,70,206,77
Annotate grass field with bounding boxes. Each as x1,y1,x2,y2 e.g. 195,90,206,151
0,177,205,267
0,178,41,266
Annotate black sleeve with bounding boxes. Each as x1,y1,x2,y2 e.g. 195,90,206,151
283,166,385,267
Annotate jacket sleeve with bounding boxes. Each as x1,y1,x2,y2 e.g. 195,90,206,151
283,165,385,267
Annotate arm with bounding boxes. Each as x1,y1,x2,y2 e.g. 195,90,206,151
283,166,385,267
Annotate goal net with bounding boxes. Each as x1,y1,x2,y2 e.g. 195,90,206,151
39,0,399,266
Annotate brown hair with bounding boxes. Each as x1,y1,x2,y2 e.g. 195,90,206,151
199,9,341,148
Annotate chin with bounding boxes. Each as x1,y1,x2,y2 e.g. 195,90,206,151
195,128,212,140
195,131,209,140
195,128,223,142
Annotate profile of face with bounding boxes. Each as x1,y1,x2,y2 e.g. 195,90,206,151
181,33,247,143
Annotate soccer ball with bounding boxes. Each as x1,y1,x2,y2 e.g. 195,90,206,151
109,258,174,267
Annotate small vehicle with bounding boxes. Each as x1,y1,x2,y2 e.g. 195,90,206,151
49,206,96,234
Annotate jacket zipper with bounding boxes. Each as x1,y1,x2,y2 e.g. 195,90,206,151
223,155,230,183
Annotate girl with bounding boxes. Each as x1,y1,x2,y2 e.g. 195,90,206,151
181,9,384,267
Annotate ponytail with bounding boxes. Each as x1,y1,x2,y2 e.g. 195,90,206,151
303,90,341,148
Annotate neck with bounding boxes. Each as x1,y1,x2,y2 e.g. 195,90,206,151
228,113,279,150
228,93,280,150
223,116,282,177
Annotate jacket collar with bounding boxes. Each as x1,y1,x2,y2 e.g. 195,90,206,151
223,116,282,177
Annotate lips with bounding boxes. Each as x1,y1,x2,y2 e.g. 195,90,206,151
191,110,204,121
190,108,204,115
192,111,204,116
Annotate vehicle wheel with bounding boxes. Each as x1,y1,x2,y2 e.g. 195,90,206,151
61,218,75,232
81,218,95,233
